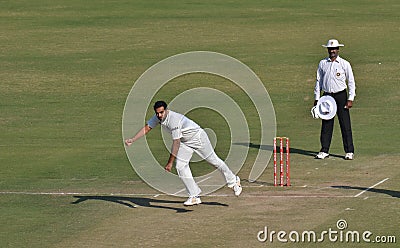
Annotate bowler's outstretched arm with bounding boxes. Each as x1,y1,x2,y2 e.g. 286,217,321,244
125,124,152,146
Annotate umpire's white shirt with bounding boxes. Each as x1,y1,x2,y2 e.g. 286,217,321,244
314,56,356,101
147,110,201,142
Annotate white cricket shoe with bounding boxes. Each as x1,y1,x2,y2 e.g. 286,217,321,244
345,153,354,160
315,152,329,159
228,176,242,196
183,196,201,206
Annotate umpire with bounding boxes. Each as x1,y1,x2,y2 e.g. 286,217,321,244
314,39,356,160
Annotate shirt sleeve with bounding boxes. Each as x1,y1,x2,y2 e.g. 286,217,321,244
314,62,322,101
345,61,356,101
147,115,159,129
171,128,182,140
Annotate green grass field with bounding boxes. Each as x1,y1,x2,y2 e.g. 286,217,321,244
1,0,399,247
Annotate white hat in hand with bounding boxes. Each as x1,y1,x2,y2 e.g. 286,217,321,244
311,106,319,119
311,96,337,120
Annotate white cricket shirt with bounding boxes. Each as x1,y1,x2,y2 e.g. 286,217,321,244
314,56,356,101
147,110,201,141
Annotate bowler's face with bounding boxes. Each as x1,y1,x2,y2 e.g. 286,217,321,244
327,47,339,59
155,106,167,121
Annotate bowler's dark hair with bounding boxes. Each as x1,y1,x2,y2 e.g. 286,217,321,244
153,101,168,110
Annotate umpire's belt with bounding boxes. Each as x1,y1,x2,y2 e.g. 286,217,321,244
323,89,346,96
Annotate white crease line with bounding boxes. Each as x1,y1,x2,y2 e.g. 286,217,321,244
172,176,212,196
207,194,354,198
201,185,264,188
0,191,164,196
317,186,333,191
0,191,83,195
0,191,394,199
354,178,389,198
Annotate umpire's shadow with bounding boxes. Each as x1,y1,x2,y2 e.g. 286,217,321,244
71,195,228,213
235,142,344,159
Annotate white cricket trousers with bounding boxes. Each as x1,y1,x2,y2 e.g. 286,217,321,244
175,129,237,197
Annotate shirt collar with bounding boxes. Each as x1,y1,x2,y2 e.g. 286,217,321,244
327,56,341,63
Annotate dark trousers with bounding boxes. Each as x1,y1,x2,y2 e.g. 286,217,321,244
320,90,354,153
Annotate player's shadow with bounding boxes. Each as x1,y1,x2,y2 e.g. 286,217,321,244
71,196,228,213
235,142,344,159
331,186,400,198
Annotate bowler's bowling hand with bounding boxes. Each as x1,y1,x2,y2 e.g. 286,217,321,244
165,162,173,172
125,138,134,147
